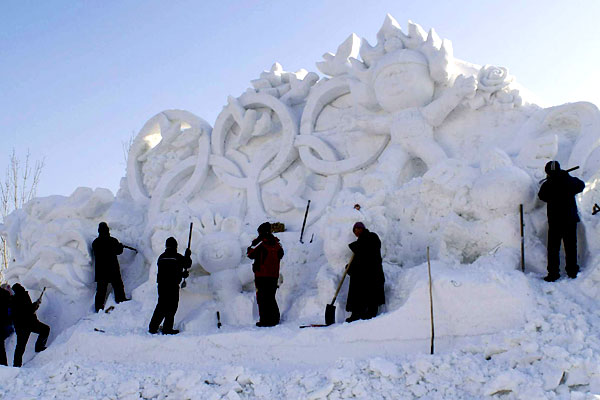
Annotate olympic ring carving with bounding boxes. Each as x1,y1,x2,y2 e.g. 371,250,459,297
296,76,389,175
127,110,212,217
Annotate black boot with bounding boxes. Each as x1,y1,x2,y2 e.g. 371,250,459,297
543,273,560,282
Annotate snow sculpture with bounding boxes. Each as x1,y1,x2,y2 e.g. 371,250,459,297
3,14,600,338
0,187,145,333
210,63,338,230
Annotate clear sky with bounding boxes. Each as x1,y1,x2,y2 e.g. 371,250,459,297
2,0,599,198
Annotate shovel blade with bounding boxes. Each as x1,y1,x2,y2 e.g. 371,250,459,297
325,304,336,325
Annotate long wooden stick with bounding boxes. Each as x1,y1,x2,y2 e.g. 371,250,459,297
299,200,311,243
519,204,525,272
181,222,193,289
331,255,354,305
427,247,435,355
538,166,579,184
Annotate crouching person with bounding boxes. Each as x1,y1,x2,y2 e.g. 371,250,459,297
247,222,284,327
148,237,191,335
11,284,50,367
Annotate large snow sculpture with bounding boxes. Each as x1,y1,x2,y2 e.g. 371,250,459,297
3,14,600,338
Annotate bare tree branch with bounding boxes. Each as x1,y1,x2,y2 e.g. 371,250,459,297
0,148,44,273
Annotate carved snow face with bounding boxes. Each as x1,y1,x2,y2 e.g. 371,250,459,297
373,62,435,112
198,231,242,273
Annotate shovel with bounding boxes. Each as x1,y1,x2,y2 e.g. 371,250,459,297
324,255,353,326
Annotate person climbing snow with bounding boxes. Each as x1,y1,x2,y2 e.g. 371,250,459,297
11,283,50,367
538,160,585,282
247,222,284,327
345,222,385,322
92,222,130,312
148,237,191,335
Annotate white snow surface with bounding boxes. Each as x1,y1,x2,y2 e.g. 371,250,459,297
3,15,600,398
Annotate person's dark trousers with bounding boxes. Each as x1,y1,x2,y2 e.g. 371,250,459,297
547,222,579,278
95,277,127,312
149,285,179,333
0,338,6,366
365,305,379,319
13,320,50,367
255,277,280,326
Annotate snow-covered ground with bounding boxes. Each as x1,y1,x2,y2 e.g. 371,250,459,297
3,14,600,399
2,273,600,399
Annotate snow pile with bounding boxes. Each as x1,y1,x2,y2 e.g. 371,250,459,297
1,277,600,399
2,14,600,398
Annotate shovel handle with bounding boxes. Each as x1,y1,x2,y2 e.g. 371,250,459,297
330,255,354,305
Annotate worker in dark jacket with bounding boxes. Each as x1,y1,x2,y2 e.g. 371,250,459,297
345,222,385,322
247,222,284,327
92,222,129,312
148,237,191,334
0,286,13,366
538,160,585,281
11,283,50,367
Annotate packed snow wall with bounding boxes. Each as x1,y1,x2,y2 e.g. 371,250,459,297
3,15,600,339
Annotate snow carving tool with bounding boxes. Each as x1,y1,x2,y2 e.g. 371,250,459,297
181,222,193,289
34,287,47,307
519,204,525,272
539,165,579,184
216,311,222,329
299,200,311,243
300,324,329,328
324,254,354,326
123,245,138,253
427,247,435,355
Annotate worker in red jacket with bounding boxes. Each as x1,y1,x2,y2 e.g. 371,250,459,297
247,222,284,327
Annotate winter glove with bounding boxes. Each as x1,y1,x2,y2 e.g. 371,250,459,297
182,270,189,279
184,248,192,257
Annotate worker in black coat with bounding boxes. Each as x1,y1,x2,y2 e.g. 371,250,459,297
538,160,585,281
345,222,385,322
92,222,129,312
148,237,191,335
0,286,13,366
11,283,50,367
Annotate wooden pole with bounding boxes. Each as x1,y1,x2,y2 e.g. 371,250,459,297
519,204,525,272
427,247,435,355
299,200,311,243
181,222,193,289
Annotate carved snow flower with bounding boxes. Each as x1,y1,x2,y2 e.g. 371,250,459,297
477,65,512,93
468,65,519,110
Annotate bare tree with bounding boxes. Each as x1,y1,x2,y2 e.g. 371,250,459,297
122,131,136,166
0,149,44,272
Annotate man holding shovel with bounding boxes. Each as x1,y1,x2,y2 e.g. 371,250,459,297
148,237,191,334
345,222,385,322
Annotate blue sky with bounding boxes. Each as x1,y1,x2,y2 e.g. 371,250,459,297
1,1,599,198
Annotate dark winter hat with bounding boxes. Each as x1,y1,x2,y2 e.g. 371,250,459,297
257,222,272,235
11,283,25,293
353,222,366,231
545,160,561,175
165,237,178,249
98,222,109,234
